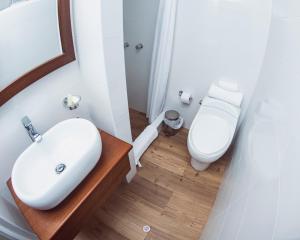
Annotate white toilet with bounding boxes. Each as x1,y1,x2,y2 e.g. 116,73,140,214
188,82,243,171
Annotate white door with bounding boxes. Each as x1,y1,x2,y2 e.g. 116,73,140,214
123,0,160,113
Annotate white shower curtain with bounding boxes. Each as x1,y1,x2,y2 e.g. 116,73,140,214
147,0,178,123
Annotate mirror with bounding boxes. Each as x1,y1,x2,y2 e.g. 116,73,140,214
0,0,75,106
0,0,62,90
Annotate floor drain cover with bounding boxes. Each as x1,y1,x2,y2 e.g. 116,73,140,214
143,225,151,233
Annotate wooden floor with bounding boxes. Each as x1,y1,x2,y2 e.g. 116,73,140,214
75,109,230,240
129,108,149,141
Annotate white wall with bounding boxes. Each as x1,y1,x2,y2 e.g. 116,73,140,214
101,0,132,143
123,0,159,113
100,0,136,181
165,0,272,128
202,0,300,239
0,0,134,238
73,0,116,134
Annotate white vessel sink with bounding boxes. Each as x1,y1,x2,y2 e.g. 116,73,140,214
12,118,102,210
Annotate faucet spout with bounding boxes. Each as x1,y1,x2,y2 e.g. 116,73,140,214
22,116,42,143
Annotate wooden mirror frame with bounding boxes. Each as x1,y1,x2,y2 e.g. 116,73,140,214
0,0,75,107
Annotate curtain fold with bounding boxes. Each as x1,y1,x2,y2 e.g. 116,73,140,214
147,0,178,123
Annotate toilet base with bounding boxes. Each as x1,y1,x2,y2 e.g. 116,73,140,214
191,158,210,171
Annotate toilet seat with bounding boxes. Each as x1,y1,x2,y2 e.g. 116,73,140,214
187,83,243,171
189,113,230,156
188,97,240,170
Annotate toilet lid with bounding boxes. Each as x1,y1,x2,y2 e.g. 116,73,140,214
191,114,230,155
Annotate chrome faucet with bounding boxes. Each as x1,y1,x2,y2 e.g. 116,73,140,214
22,116,42,143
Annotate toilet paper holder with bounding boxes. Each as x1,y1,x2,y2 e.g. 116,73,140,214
179,90,193,102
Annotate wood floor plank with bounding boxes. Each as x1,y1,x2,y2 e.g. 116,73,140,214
129,108,148,140
144,226,181,240
75,217,130,240
138,160,220,205
76,109,230,240
128,175,173,209
144,145,188,176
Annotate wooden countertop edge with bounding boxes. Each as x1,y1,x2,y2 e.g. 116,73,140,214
61,131,132,211
54,132,132,229
6,129,132,239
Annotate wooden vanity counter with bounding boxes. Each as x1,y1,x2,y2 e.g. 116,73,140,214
7,130,132,240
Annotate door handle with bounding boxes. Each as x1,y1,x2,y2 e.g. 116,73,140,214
124,42,130,48
135,43,144,50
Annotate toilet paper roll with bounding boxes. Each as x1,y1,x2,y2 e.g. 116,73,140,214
180,92,192,104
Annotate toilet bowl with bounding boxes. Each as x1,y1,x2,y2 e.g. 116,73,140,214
188,97,241,171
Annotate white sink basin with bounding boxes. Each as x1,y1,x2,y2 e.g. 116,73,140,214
12,118,102,210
